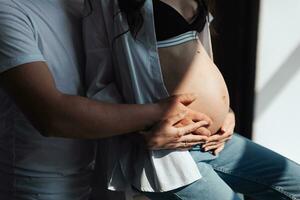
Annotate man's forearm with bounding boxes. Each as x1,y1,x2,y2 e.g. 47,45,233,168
44,94,161,139
0,62,162,139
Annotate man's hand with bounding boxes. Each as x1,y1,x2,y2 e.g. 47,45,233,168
175,117,211,137
144,112,209,150
145,94,213,150
202,109,235,155
157,94,213,126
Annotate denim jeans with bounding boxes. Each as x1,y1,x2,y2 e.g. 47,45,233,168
142,134,300,200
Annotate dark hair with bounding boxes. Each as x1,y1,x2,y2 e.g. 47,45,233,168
118,0,213,38
118,0,147,38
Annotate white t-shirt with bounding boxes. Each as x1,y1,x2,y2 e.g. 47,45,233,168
0,1,95,199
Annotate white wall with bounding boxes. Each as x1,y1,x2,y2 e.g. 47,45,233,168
254,0,300,164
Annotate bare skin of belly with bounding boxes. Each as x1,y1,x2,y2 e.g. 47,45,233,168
158,39,230,134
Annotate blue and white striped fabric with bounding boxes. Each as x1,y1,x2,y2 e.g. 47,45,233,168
157,31,199,48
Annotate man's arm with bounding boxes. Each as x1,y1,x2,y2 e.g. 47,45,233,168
1,61,211,140
0,61,160,139
0,2,212,145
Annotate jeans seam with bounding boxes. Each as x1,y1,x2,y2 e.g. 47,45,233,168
211,165,298,200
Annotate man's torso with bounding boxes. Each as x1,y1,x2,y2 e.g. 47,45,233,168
0,0,95,198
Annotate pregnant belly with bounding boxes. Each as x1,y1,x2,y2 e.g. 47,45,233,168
159,40,230,134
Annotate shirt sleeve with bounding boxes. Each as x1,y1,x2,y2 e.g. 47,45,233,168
0,3,45,74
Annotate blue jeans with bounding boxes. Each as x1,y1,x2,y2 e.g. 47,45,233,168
142,134,300,200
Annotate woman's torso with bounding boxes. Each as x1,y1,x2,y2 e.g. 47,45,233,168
156,0,230,134
98,0,218,192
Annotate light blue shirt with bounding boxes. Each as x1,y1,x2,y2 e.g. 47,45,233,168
0,0,95,199
84,0,215,193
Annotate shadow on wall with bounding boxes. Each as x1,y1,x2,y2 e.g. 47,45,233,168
255,42,300,118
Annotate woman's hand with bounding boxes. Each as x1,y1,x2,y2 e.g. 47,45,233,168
144,94,212,150
144,112,209,150
202,109,235,155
